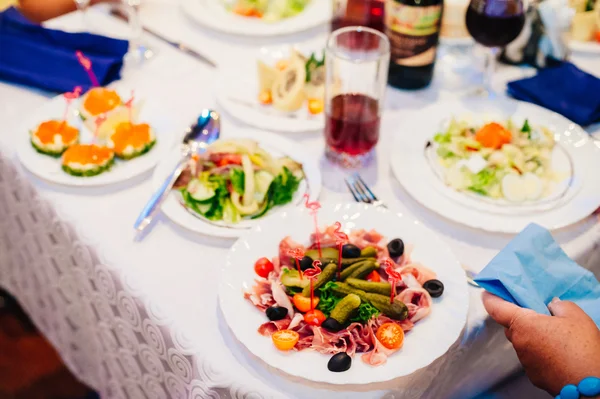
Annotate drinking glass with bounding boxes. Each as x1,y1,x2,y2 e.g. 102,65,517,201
324,27,390,168
466,0,525,94
121,0,154,63
74,0,91,29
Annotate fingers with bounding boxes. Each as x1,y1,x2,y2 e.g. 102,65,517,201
482,291,524,328
547,298,588,320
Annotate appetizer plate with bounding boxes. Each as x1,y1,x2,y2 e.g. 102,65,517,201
17,90,171,187
154,128,322,238
180,0,331,37
219,203,469,384
216,45,325,133
391,99,600,233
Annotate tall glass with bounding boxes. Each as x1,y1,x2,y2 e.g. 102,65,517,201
121,0,154,63
465,0,525,95
324,27,390,168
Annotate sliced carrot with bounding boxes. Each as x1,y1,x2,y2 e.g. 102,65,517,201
475,122,512,149
258,90,272,105
308,98,324,115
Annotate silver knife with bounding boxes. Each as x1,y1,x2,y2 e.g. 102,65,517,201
110,9,218,69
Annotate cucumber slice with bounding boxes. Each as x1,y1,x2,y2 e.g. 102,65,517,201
187,179,216,203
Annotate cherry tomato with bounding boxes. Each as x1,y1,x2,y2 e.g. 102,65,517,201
272,330,299,351
254,257,274,278
258,90,272,105
376,322,404,350
304,309,326,326
366,270,381,282
307,98,324,115
216,154,243,167
292,293,319,313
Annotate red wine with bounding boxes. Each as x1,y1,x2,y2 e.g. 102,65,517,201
325,93,380,156
332,0,385,33
385,0,443,90
466,4,525,47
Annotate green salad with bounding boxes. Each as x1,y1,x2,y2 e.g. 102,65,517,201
431,118,559,202
227,0,310,21
175,139,304,224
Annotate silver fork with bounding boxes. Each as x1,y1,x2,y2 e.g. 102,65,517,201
344,173,388,209
344,173,480,287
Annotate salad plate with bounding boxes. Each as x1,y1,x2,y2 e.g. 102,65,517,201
391,99,600,233
17,87,171,187
216,45,326,133
180,0,331,37
153,127,322,238
219,203,469,384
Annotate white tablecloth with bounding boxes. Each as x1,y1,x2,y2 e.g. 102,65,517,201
1,4,599,398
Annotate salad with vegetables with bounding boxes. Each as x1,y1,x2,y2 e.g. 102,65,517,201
227,0,311,21
245,225,444,371
429,118,561,202
173,139,304,224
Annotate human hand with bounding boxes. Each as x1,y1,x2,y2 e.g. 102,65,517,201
482,292,600,396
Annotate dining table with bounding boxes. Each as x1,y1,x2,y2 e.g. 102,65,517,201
0,2,599,398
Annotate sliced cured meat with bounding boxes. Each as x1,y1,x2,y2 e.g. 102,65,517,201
361,319,401,367
398,288,433,323
271,280,294,319
244,279,275,311
399,262,437,286
258,318,291,336
278,236,305,267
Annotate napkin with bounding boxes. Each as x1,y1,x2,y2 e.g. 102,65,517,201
507,62,600,126
0,7,128,93
474,223,600,328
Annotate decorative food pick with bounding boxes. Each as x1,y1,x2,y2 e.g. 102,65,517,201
75,51,100,87
303,260,322,310
332,222,348,280
62,86,82,122
287,248,305,280
124,90,135,123
93,114,107,142
303,194,322,257
384,259,401,304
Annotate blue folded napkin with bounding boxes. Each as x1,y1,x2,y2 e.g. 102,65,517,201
507,62,600,127
475,223,600,328
0,7,128,93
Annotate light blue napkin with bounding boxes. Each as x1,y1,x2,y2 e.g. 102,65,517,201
475,223,600,328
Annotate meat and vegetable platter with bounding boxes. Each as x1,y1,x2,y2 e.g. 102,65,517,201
219,204,469,384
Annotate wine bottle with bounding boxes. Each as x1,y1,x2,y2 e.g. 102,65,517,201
385,0,443,89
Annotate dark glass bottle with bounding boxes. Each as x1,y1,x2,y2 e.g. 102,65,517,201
385,0,443,89
332,0,386,33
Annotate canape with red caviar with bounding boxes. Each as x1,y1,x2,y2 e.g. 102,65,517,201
30,120,79,157
61,144,115,177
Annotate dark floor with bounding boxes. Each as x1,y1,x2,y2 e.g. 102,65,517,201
0,288,98,399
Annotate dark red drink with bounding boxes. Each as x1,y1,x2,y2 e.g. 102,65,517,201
466,9,525,47
332,0,385,33
325,93,380,156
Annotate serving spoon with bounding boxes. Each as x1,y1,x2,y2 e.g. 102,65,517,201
134,109,221,235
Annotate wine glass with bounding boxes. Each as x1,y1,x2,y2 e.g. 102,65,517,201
466,0,525,95
74,0,91,29
121,0,154,63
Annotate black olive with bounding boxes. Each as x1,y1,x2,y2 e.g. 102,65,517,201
423,279,444,298
299,256,314,271
266,306,288,321
387,238,405,259
327,352,352,372
341,244,361,259
321,317,343,332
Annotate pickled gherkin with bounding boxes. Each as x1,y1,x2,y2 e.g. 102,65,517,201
331,283,408,320
339,259,376,281
346,278,391,296
347,261,379,280
360,247,377,258
305,248,339,262
302,263,337,297
330,294,361,324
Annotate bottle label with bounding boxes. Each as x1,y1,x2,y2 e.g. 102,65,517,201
385,2,442,66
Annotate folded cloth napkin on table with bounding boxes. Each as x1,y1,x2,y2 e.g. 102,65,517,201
0,7,128,93
474,223,600,328
507,62,600,126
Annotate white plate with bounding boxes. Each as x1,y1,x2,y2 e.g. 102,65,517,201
216,45,325,133
391,99,600,233
180,0,331,37
570,39,600,54
219,203,469,384
17,90,171,187
153,128,322,238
